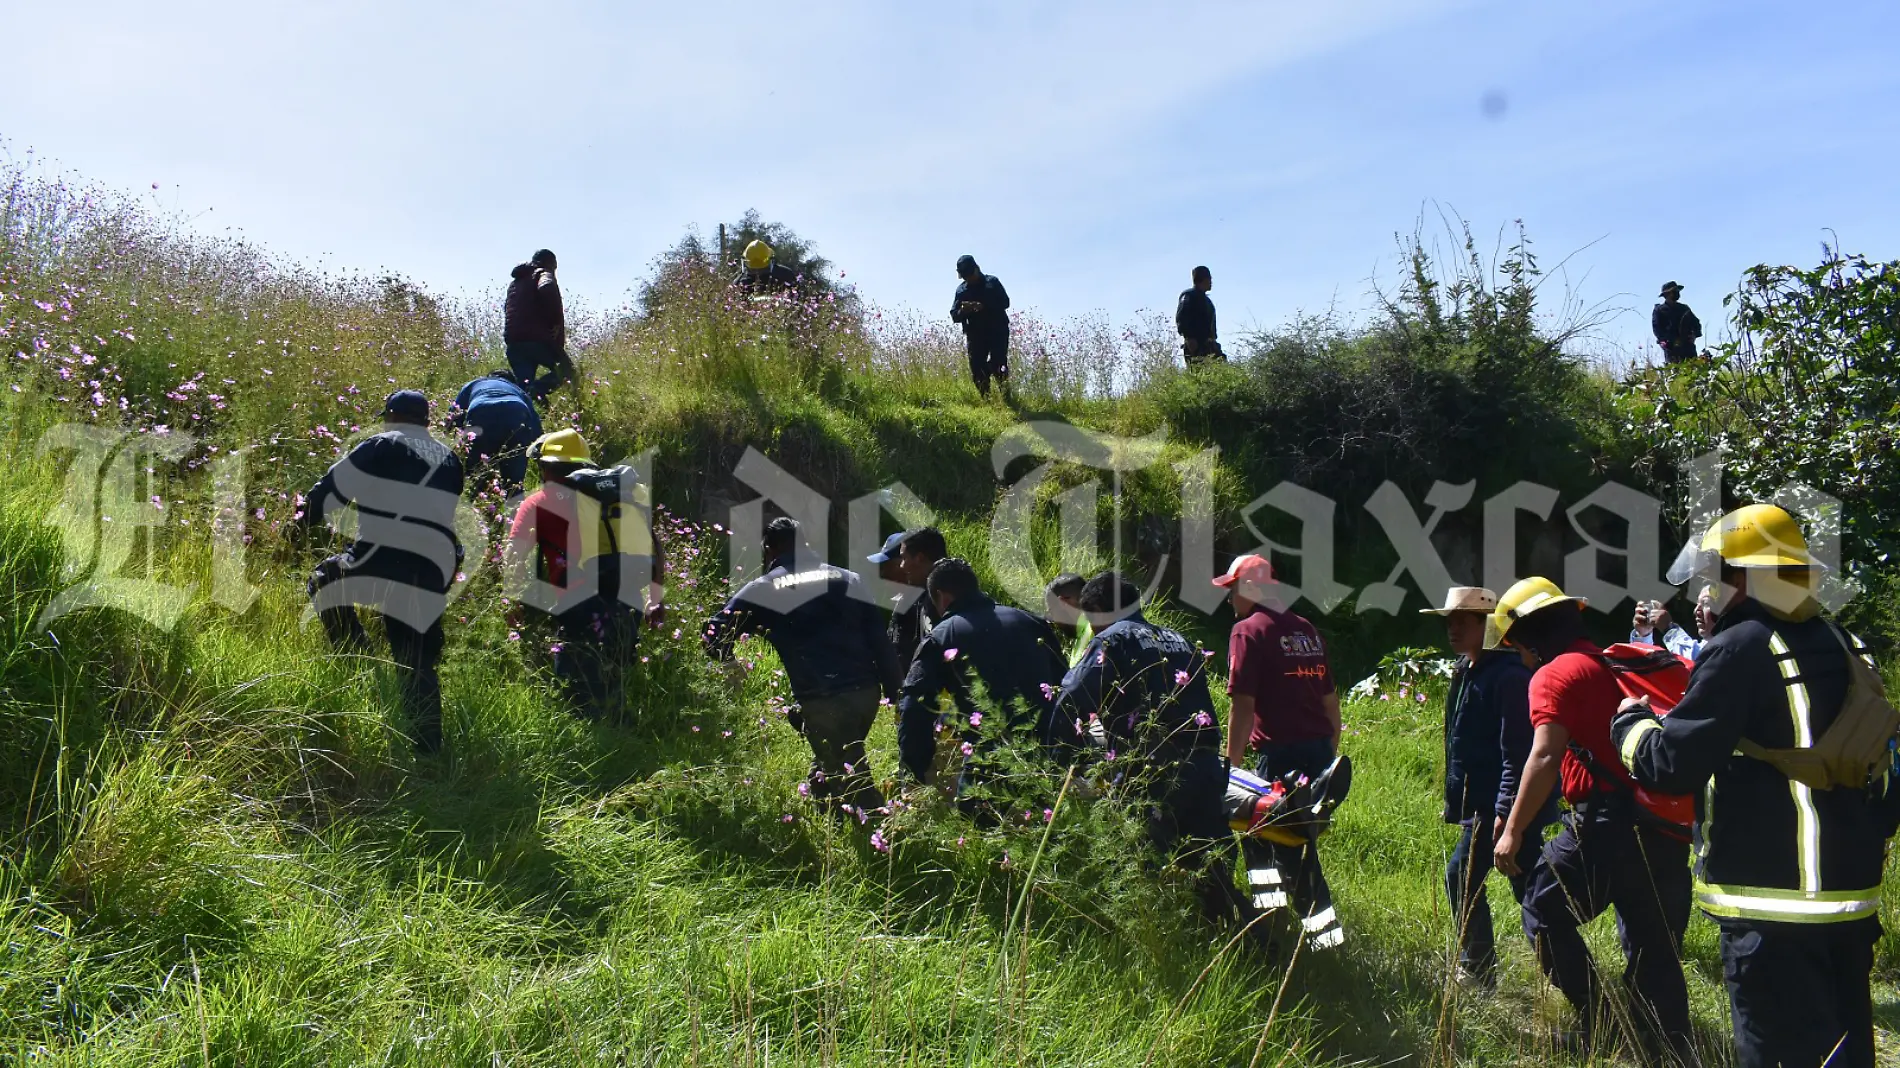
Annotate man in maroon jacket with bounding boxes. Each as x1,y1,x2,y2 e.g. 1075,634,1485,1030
504,249,576,403
1218,553,1345,951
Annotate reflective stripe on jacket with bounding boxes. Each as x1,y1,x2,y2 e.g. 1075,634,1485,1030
1620,597,1900,923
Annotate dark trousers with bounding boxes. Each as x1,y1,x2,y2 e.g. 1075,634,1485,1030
1147,748,1254,924
1447,815,1541,979
505,339,575,402
794,685,885,816
1661,341,1698,365
966,334,1009,395
1719,917,1879,1068
1520,808,1693,1063
552,601,637,720
1182,338,1224,366
314,603,445,753
1243,738,1341,948
463,403,541,497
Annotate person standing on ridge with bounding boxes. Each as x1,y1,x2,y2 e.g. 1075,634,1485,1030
732,239,799,295
1613,505,1900,1068
896,558,1071,811
1652,281,1702,365
504,429,666,720
300,390,464,755
1216,554,1346,952
951,254,1011,398
1491,577,1695,1066
504,249,576,402
702,517,903,817
1175,265,1223,366
1421,586,1552,989
447,370,542,498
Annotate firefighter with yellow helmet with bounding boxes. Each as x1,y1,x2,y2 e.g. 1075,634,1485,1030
1612,504,1900,1068
504,429,666,719
732,239,799,296
1488,575,1694,1065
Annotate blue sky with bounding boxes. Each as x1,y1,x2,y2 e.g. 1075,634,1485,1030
3,0,1896,360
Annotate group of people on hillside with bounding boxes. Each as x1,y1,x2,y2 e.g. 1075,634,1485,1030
700,522,1349,950
1426,505,1898,1068
297,250,1876,1068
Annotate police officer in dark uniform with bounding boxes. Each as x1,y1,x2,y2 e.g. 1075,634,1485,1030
897,558,1072,809
1175,266,1223,366
703,517,903,815
887,527,946,660
301,390,464,754
1055,571,1253,924
1614,505,1900,1068
1651,281,1702,365
951,255,1011,398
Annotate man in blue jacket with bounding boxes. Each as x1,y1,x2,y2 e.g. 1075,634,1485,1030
951,254,1011,398
703,517,903,815
300,389,464,754
1421,586,1552,988
896,558,1072,810
448,370,543,497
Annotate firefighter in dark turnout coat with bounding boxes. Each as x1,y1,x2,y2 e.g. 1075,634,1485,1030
1614,505,1900,1068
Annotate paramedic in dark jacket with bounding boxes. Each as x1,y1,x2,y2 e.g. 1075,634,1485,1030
950,255,1011,397
1055,572,1252,924
503,249,576,401
1614,505,1900,1068
703,517,903,815
301,390,464,754
448,370,542,496
1175,266,1222,366
896,558,1071,800
1421,586,1553,987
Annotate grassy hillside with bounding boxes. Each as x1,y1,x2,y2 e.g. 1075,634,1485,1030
2,161,1897,1065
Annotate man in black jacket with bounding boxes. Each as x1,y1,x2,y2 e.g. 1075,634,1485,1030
888,527,946,660
504,249,576,402
1421,586,1551,988
896,558,1071,801
301,389,465,753
951,255,1011,398
1614,505,1900,1068
1175,266,1223,366
1055,572,1251,924
703,517,903,815
1651,281,1702,365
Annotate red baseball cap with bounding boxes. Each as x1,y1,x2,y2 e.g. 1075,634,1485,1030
1212,553,1275,588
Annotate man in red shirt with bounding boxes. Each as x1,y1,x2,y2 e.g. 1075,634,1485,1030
1217,554,1345,951
505,429,664,719
1491,578,1692,1065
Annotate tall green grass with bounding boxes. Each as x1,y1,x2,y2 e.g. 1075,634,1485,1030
2,152,1897,1066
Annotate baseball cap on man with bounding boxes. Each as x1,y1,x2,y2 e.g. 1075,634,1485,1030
867,531,908,564
382,389,429,422
1212,554,1275,588
955,254,978,275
